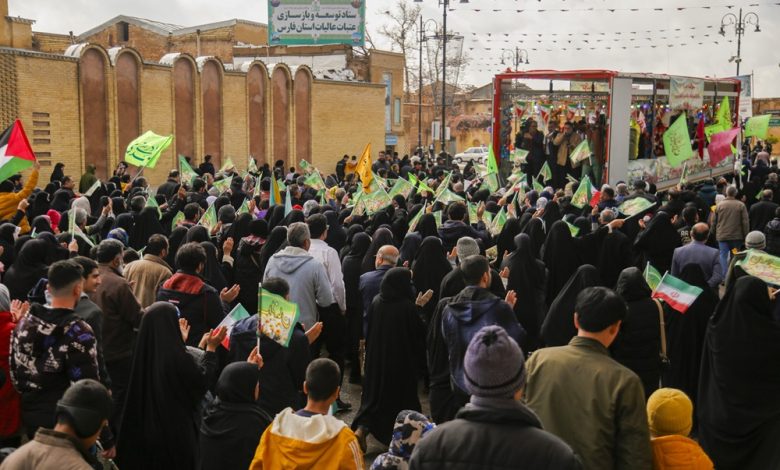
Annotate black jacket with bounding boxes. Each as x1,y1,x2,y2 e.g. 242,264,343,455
410,398,582,470
437,220,489,251
765,218,780,257
156,272,227,347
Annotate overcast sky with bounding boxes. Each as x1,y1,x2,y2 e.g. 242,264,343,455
10,0,780,97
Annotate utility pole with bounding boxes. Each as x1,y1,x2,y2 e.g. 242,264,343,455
720,8,760,76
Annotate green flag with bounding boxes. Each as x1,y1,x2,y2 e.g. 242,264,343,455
618,197,655,217
145,194,162,219
468,202,479,225
68,208,76,235
715,96,731,128
303,171,326,191
570,175,592,209
435,172,452,198
199,204,217,231
566,174,578,185
237,198,251,215
483,172,499,193
248,156,258,174
363,189,392,215
408,203,427,232
298,159,313,175
532,179,544,193
736,249,780,286
388,177,415,199
435,188,465,205
663,114,694,168
83,180,101,197
564,220,580,237
679,160,689,185
489,207,507,236
284,184,292,216
432,210,443,228
487,144,499,175
124,131,172,168
219,157,236,173
569,140,592,165
212,177,231,194
513,149,529,165
537,161,552,183
507,170,526,185
644,262,663,291
171,211,185,230
259,288,301,347
409,173,434,194
745,115,771,139
179,155,198,185
254,176,262,198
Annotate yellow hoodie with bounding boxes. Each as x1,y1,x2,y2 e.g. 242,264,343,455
249,408,365,470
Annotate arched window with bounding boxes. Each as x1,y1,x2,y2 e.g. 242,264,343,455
174,58,196,160
115,52,140,160
248,64,267,165
294,68,312,165
201,60,223,167
79,48,109,179
272,67,290,167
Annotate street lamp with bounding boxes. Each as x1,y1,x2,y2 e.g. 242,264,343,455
719,8,760,75
414,17,440,158
500,47,530,70
415,0,469,165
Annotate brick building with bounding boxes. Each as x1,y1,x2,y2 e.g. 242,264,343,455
0,2,406,184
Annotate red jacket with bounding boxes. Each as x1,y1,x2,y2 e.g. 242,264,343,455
0,311,20,437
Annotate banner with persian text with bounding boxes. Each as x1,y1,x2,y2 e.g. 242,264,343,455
670,77,704,111
268,0,365,46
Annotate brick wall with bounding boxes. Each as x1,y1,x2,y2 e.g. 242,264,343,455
13,53,81,182
222,72,249,170
310,79,385,173
139,65,175,183
81,25,169,62
32,32,73,54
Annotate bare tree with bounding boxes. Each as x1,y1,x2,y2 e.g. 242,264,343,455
378,0,422,99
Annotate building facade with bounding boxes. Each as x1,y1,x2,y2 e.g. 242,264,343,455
0,3,405,184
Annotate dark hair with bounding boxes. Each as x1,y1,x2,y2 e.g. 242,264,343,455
204,155,212,162
129,195,146,213
192,178,206,192
682,206,698,227
123,249,140,264
146,234,169,256
169,169,180,178
72,256,98,279
176,242,206,272
602,187,615,199
575,287,627,333
305,358,341,402
448,202,467,222
47,260,84,292
307,214,328,239
460,255,490,286
96,239,124,263
184,203,201,221
263,277,290,298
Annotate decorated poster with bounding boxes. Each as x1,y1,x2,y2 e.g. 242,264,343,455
259,288,301,347
670,77,704,111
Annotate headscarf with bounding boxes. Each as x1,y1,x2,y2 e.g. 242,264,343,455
361,227,395,274
633,211,681,274
340,224,365,260
129,207,165,250
29,191,50,219
4,238,48,301
30,215,54,235
117,302,211,470
185,225,210,244
0,223,16,267
542,220,581,304
522,217,546,259
279,209,305,227
258,226,287,276
167,226,188,267
50,189,72,213
200,242,228,292
266,205,286,229
698,276,780,469
411,237,451,322
114,213,134,233
505,233,547,352
541,264,601,347
399,233,422,267
370,410,435,470
380,266,415,303
416,213,438,240
495,217,523,267
324,210,347,253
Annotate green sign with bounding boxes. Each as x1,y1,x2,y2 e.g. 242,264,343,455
736,249,780,286
268,0,366,46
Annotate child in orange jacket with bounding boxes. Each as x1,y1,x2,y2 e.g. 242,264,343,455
646,388,713,470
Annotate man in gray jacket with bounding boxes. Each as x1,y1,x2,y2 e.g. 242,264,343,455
263,222,335,330
714,185,749,277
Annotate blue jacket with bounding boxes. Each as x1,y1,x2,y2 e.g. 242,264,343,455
442,286,526,395
671,241,723,288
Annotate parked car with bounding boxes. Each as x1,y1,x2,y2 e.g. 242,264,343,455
454,147,488,164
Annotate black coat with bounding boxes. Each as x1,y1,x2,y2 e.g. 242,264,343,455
409,399,582,470
749,199,779,232
611,267,663,398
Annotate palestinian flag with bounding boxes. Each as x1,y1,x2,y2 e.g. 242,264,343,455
651,272,703,314
216,303,251,349
0,120,36,183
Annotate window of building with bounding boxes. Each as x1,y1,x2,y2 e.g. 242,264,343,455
118,22,130,42
394,97,401,125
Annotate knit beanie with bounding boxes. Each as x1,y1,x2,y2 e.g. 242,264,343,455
646,388,693,437
464,325,526,398
745,230,766,250
456,237,479,262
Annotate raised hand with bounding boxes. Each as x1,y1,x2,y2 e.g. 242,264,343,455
205,326,228,351
220,284,240,303
247,346,264,368
179,318,190,343
505,290,517,309
305,322,323,344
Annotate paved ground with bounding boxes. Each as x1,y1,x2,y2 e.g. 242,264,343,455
337,363,431,467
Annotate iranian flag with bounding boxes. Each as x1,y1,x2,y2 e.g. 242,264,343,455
651,272,703,314
0,120,36,183
216,303,251,349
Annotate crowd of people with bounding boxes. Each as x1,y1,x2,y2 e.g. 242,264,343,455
0,140,778,470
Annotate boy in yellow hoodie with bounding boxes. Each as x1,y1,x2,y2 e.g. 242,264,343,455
646,388,713,470
250,358,365,469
